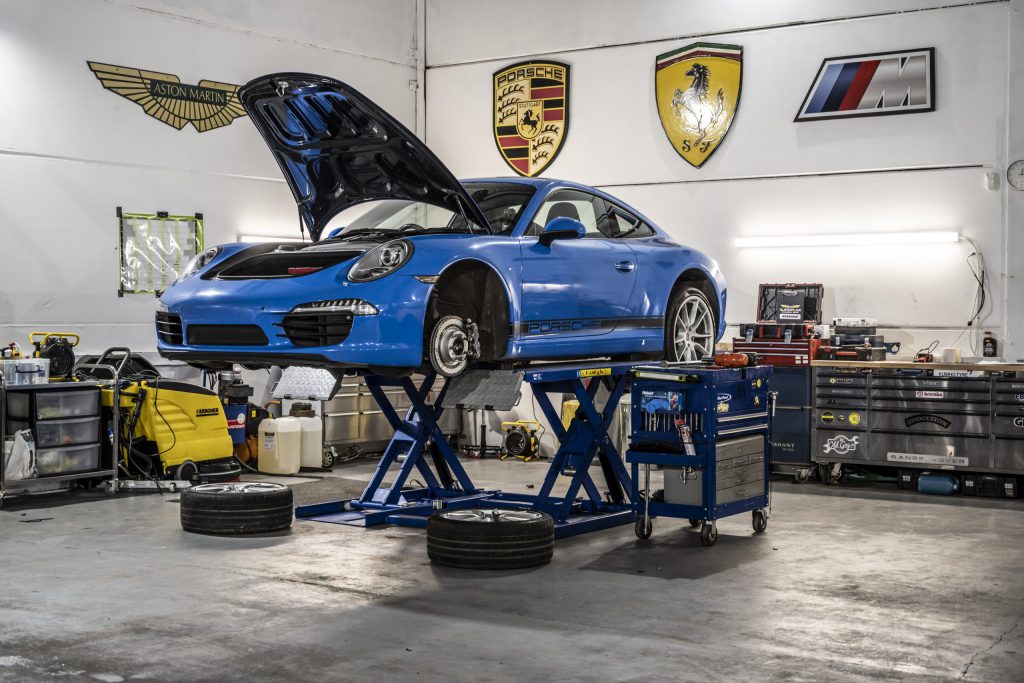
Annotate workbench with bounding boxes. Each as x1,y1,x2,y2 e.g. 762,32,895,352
811,360,1024,475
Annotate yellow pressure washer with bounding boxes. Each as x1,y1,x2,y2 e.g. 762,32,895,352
84,348,239,482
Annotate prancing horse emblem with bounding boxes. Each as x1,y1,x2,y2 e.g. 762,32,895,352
655,43,742,168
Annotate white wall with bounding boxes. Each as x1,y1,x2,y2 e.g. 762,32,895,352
0,0,419,361
425,0,1019,453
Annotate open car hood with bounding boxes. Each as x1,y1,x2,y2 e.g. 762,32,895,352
239,73,491,241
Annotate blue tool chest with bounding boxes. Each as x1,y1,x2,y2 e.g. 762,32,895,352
626,364,774,546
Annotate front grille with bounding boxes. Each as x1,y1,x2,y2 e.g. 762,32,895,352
155,312,183,344
278,312,353,348
186,325,269,346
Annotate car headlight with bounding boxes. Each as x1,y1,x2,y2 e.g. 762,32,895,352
347,240,413,282
177,246,222,281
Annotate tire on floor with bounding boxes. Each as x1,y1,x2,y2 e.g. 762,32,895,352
180,482,293,535
426,508,555,569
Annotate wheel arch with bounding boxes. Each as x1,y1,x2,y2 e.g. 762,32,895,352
427,259,513,361
668,267,723,340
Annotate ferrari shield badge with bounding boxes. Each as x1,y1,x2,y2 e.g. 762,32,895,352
655,43,742,168
493,61,569,176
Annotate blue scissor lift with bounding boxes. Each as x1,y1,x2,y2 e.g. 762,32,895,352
296,361,645,538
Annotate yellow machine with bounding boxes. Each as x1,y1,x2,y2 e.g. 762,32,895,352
499,420,543,462
88,349,238,482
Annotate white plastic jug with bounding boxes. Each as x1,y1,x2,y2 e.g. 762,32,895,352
258,416,301,474
296,416,324,469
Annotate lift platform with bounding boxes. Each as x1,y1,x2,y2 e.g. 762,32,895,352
295,360,647,538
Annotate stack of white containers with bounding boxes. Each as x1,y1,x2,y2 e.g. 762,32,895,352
256,402,324,474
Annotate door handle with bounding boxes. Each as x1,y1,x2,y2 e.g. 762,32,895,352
615,260,635,273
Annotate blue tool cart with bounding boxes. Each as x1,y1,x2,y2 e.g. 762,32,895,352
626,365,774,546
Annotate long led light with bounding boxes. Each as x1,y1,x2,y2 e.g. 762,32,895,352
735,231,960,248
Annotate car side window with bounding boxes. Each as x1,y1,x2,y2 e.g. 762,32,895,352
601,203,656,239
526,190,606,238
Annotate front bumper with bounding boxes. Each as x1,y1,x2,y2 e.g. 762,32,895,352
157,270,433,369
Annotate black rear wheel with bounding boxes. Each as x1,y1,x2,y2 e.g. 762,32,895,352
180,482,293,535
426,508,554,569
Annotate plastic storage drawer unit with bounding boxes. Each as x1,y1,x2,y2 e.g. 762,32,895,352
31,417,101,448
33,390,100,420
35,443,101,476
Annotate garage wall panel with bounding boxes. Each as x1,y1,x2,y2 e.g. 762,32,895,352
0,0,417,179
426,0,992,67
426,4,1007,183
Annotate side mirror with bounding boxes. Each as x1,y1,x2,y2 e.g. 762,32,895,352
325,226,346,240
539,217,586,246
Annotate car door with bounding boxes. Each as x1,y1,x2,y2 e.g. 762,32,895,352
517,189,637,337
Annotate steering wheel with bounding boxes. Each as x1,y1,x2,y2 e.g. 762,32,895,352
398,223,425,233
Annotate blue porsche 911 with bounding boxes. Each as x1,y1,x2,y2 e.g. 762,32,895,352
156,73,727,376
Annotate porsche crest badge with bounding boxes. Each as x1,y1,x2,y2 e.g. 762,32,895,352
87,61,247,132
655,43,742,168
493,61,569,176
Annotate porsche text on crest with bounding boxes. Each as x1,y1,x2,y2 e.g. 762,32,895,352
493,61,570,177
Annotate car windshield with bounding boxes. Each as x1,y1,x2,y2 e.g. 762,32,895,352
326,182,535,238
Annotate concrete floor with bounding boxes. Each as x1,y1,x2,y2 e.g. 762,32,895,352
1,459,1022,682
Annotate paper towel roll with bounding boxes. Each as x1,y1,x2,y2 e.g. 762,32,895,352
937,347,962,363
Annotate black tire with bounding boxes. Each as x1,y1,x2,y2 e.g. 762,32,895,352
634,516,653,539
688,518,701,528
180,482,293,536
665,286,717,362
426,508,554,569
700,522,718,547
752,509,768,533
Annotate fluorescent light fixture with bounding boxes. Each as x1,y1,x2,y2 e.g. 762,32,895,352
735,231,959,248
237,234,308,243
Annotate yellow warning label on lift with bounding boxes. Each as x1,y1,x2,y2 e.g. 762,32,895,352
578,367,611,378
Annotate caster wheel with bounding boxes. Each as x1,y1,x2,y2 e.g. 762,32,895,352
175,460,198,482
634,516,653,539
794,468,810,484
321,451,335,470
752,509,768,533
688,518,701,528
699,522,718,547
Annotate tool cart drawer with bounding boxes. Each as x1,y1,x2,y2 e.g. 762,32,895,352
35,443,101,476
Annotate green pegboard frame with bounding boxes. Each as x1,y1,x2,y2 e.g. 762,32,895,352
117,207,204,297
